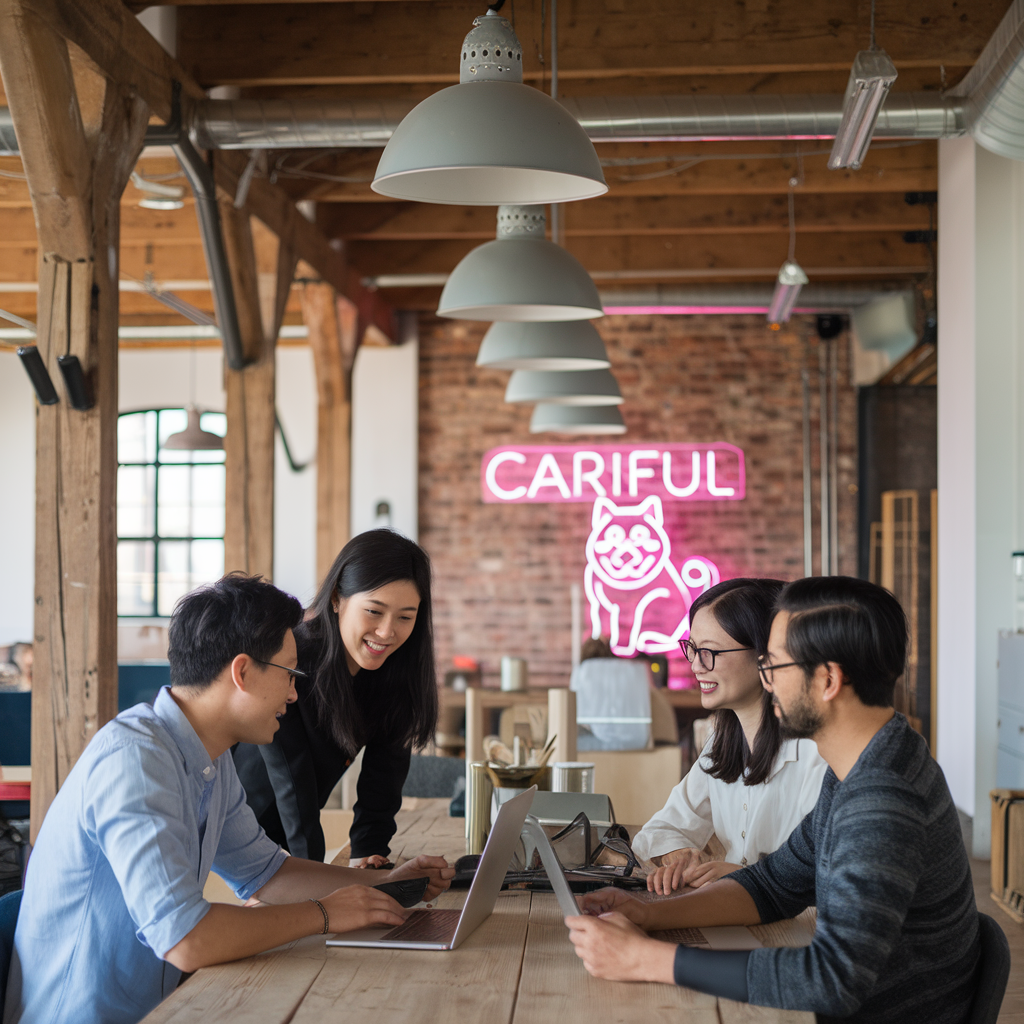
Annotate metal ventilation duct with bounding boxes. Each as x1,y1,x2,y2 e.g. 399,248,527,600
188,92,963,150
951,0,1024,159
0,107,16,154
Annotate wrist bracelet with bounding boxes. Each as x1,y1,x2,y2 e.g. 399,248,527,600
309,898,329,935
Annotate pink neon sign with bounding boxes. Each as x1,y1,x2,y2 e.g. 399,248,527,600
584,495,720,658
480,443,745,504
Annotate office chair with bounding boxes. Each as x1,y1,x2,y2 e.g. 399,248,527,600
0,889,22,1011
970,912,1011,1024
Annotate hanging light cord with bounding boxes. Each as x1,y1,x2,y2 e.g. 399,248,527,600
788,189,797,263
870,0,876,50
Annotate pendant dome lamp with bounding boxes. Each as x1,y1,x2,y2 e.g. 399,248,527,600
372,7,606,205
477,320,610,370
505,368,623,406
530,403,626,435
438,205,603,321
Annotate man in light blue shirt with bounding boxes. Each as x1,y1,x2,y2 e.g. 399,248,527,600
4,574,453,1024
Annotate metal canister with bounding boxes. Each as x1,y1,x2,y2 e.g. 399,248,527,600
466,761,494,855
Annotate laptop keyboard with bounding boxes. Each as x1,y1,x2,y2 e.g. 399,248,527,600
382,909,462,944
653,927,710,948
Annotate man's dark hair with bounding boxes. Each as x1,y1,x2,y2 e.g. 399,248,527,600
168,573,304,690
690,577,785,786
776,575,908,707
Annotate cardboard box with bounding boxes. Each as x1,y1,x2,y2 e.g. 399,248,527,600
991,789,1024,923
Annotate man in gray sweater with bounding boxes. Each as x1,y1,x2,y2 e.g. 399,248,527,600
568,576,980,1024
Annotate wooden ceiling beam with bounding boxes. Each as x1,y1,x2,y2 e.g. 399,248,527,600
346,231,934,277
177,0,1006,88
315,193,932,241
293,140,938,201
6,0,393,336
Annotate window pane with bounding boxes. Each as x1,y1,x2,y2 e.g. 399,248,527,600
117,411,156,464
191,465,225,536
158,465,192,537
117,541,155,616
191,539,224,585
158,409,190,463
193,412,227,464
117,466,155,537
157,541,191,616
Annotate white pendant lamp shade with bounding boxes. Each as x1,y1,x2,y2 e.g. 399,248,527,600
163,407,224,450
477,320,610,370
438,206,603,321
505,369,623,406
372,12,606,205
530,403,626,435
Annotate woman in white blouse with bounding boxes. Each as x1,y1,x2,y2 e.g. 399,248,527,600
632,578,828,893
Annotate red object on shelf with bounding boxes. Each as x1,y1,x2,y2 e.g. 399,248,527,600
0,781,30,800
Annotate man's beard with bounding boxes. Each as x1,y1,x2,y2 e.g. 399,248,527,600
775,690,825,739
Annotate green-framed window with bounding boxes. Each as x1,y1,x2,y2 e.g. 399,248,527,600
116,409,227,618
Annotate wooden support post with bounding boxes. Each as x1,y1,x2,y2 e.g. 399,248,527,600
0,1,148,838
221,201,276,579
301,280,358,582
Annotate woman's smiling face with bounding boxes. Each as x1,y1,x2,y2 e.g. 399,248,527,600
688,606,762,712
334,579,421,674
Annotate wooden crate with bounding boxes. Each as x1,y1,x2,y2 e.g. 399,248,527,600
991,789,1024,923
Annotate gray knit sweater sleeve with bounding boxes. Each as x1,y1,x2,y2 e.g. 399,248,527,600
724,718,977,1024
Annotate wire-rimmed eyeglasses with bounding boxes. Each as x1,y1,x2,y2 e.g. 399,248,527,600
679,638,753,671
756,658,805,687
252,659,309,685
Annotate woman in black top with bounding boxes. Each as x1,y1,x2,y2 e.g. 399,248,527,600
233,529,438,863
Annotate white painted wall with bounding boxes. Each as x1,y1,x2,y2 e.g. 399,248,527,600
350,333,419,541
0,352,37,645
937,138,1024,856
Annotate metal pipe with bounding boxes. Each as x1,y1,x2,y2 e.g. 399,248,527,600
818,341,830,576
802,346,814,577
71,91,961,155
829,335,840,576
145,91,247,372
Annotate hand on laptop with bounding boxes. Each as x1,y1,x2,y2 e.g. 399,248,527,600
321,885,410,933
385,855,456,900
567,913,676,984
579,888,651,927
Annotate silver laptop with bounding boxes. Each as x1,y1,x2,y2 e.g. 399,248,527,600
522,814,581,921
327,785,537,951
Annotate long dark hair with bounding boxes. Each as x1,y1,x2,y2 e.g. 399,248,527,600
690,577,785,786
298,529,438,752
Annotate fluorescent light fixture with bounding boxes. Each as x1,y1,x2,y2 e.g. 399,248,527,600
828,49,898,170
505,368,623,406
437,205,603,321
767,260,809,325
372,10,606,205
530,403,626,435
477,320,610,370
131,171,185,210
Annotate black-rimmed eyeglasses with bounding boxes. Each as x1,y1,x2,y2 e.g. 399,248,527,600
680,638,753,671
756,659,805,687
253,659,309,685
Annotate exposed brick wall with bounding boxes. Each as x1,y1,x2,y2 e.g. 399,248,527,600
417,313,857,687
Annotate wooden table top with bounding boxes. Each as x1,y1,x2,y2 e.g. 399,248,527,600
142,799,813,1024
